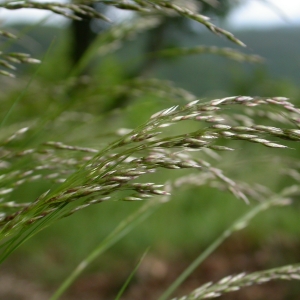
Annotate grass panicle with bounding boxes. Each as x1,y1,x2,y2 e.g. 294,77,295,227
174,264,300,300
1,96,300,237
1,1,300,299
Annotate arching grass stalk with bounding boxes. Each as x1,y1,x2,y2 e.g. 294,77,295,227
159,194,292,300
175,263,300,299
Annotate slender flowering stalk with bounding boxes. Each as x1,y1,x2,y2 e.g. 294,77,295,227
0,1,110,21
1,2,300,299
157,46,264,63
173,264,300,300
1,96,300,237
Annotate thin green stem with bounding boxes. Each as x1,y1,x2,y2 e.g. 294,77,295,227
159,196,288,300
50,198,161,300
115,249,149,300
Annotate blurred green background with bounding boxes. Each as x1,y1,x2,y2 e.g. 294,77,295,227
1,2,300,299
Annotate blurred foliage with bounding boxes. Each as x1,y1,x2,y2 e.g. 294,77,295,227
0,1,300,299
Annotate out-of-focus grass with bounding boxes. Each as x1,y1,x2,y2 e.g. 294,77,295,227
7,178,300,286
1,23,300,290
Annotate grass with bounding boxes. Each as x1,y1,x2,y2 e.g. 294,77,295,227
1,1,300,299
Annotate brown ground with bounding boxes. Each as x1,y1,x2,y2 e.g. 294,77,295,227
0,233,299,300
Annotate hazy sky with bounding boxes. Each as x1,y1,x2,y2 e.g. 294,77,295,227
228,0,300,28
0,0,299,28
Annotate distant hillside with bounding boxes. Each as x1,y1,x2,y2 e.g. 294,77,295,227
153,26,300,96
3,23,300,97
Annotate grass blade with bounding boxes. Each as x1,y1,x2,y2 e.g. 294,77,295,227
115,248,149,300
159,196,290,300
50,198,161,300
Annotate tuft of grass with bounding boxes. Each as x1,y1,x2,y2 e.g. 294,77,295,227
1,1,300,299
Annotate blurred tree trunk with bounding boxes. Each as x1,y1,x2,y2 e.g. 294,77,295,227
71,8,97,66
70,0,234,69
69,0,235,107
71,2,109,72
